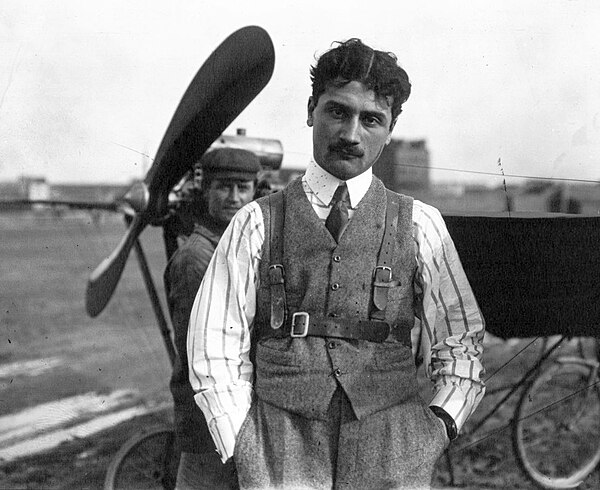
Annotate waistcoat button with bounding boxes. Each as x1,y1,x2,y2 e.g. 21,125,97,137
333,368,342,377
333,255,341,262
328,341,336,349
331,283,339,290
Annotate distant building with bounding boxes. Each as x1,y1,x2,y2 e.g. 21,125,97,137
568,183,600,215
511,181,588,214
22,176,50,201
50,182,130,203
0,180,25,200
25,177,50,211
0,175,132,216
373,139,430,192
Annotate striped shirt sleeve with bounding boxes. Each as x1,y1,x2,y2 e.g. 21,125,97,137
187,201,264,462
412,200,486,431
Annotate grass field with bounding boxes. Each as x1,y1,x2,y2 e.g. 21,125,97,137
1,210,598,489
1,212,172,413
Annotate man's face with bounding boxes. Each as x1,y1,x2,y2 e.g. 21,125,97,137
307,80,395,180
206,178,255,225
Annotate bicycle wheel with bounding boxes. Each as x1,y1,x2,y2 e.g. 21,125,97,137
513,360,600,489
104,426,179,490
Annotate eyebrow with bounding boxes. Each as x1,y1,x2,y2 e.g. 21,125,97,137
323,100,389,123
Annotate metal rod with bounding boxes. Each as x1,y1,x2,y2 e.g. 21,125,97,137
468,335,567,435
133,238,176,367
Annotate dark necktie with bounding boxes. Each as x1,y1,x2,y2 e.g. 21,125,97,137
325,183,350,242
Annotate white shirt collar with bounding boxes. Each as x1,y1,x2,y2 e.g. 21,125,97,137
304,160,373,208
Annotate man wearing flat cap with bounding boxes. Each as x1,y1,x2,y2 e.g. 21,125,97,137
164,147,261,489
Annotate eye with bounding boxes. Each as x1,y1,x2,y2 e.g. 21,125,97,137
363,115,382,127
328,106,345,119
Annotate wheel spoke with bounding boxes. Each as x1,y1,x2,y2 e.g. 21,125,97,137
104,427,176,490
513,361,600,488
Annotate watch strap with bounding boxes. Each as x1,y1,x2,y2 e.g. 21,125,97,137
429,405,458,441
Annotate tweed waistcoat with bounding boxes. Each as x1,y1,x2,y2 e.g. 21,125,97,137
253,176,419,420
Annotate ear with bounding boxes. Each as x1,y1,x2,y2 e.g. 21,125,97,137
386,118,397,145
307,96,315,127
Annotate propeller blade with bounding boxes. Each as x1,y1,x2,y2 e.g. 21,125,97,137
85,25,276,317
144,25,276,220
86,214,145,317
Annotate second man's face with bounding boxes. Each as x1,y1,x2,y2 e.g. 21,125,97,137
207,178,255,225
308,80,394,181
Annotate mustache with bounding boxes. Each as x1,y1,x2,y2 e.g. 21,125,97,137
328,142,363,157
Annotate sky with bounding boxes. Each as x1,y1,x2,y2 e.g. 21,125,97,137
1,0,599,187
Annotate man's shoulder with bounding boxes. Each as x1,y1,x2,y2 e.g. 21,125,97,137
411,199,450,247
253,191,274,210
183,226,219,250
251,190,284,217
412,199,443,220
235,200,264,222
383,186,414,205
168,227,217,268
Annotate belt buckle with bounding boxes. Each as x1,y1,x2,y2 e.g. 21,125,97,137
374,266,392,282
291,312,309,338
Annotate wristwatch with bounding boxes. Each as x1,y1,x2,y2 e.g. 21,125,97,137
429,405,458,441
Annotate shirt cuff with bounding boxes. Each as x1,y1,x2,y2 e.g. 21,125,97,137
193,384,253,463
206,415,241,463
429,380,468,432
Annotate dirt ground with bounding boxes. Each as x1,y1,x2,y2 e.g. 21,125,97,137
1,212,599,489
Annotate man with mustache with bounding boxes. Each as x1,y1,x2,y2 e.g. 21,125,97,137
188,39,485,489
164,148,261,489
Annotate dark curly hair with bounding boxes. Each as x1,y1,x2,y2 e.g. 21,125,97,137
310,38,411,124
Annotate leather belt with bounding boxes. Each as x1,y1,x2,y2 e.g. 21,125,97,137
263,312,391,343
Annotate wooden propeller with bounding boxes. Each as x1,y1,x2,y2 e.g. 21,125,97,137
85,25,275,317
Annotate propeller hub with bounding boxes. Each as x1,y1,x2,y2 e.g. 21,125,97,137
122,182,149,214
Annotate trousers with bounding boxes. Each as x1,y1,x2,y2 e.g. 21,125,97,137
234,387,448,490
175,451,239,490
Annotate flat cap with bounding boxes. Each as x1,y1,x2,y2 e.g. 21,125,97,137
199,148,261,181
